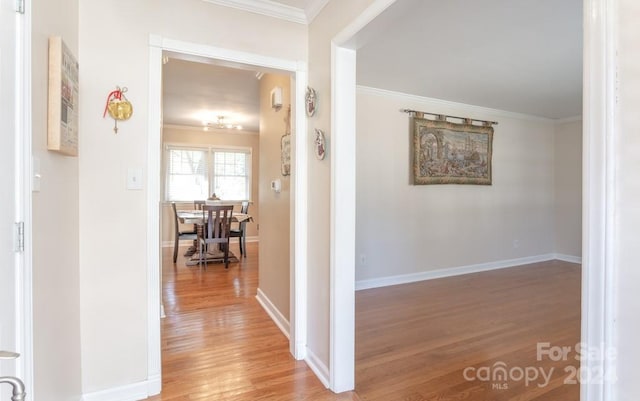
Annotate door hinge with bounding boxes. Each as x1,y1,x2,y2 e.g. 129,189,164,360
15,222,24,253
16,0,25,14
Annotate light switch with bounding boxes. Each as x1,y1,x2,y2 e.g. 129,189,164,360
127,168,143,190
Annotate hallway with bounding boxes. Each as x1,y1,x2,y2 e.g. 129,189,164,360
149,242,359,400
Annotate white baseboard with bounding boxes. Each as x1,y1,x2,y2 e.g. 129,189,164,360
255,288,290,340
304,347,330,388
161,236,259,248
82,376,161,401
355,253,559,291
553,253,582,264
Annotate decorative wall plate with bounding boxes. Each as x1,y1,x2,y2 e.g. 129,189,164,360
314,129,326,160
305,86,317,117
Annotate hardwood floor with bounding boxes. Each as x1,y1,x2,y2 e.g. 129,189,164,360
148,242,360,401
150,243,580,401
355,260,582,401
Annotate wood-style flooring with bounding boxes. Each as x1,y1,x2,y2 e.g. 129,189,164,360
151,242,580,401
148,243,360,401
355,260,582,401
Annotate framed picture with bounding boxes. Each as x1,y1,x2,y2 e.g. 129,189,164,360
47,36,79,156
281,134,291,176
412,117,493,185
314,129,326,160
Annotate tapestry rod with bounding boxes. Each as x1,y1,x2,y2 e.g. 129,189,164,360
401,108,499,126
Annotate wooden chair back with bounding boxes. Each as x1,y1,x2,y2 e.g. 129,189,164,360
202,205,234,246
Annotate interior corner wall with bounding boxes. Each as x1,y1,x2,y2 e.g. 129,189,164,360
31,0,83,399
258,73,291,321
553,120,582,259
77,0,306,395
306,0,379,370
160,127,261,243
614,1,640,399
355,87,556,282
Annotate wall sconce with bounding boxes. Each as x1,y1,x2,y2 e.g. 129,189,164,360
271,86,283,110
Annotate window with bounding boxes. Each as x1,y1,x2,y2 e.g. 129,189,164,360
166,145,251,201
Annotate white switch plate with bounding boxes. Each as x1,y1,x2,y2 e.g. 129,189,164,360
127,168,143,190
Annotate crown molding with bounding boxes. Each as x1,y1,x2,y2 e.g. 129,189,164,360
305,0,330,23
356,85,559,124
202,0,307,24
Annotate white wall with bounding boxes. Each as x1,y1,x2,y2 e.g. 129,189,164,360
614,0,640,399
355,87,556,282
31,0,83,399
258,73,291,320
160,127,260,243
553,120,582,258
78,0,306,394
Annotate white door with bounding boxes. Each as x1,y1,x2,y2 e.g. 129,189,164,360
0,0,25,400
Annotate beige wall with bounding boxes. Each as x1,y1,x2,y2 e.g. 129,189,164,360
355,87,556,281
615,1,640,399
258,73,291,320
78,0,306,394
306,0,379,370
32,0,84,400
160,127,260,243
31,0,83,399
553,120,582,258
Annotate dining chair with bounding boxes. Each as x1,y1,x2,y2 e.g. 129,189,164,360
171,202,198,263
198,205,234,269
229,201,249,257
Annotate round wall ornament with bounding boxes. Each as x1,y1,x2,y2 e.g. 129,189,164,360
314,128,326,160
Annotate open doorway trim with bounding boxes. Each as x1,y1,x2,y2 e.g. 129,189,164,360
147,35,308,396
329,0,616,398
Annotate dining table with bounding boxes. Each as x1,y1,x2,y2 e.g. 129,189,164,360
176,209,253,266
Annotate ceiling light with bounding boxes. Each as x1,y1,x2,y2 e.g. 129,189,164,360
206,116,243,130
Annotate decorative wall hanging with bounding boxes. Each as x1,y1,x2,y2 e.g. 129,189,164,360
305,86,317,117
411,112,494,185
314,129,326,160
47,36,79,156
103,86,133,133
281,105,292,176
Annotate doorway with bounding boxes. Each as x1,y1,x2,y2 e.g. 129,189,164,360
146,37,309,395
330,0,615,399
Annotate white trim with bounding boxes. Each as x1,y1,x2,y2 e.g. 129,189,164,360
330,44,357,393
582,0,617,400
554,115,583,124
146,44,163,397
357,85,557,123
256,288,290,339
356,254,559,291
161,236,259,248
554,253,583,264
291,67,308,360
163,123,259,135
304,347,330,389
147,34,310,391
81,376,161,401
305,0,330,23
15,0,34,397
202,0,307,24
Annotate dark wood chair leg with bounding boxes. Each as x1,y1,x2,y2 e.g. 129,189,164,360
224,241,230,269
173,236,178,263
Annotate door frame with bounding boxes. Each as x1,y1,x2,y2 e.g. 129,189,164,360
329,0,616,398
13,0,34,397
146,35,309,394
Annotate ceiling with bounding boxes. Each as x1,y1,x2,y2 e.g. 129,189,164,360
162,0,583,130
